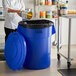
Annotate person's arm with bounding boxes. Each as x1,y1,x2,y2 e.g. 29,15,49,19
2,0,21,17
8,8,21,16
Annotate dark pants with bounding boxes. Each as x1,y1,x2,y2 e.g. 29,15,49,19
4,27,17,42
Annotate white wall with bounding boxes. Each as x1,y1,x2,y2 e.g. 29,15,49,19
0,0,2,7
23,0,34,11
0,21,5,49
68,0,76,10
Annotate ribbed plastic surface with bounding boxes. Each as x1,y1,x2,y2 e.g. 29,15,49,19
5,32,26,70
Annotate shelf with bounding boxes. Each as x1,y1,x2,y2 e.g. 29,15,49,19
39,18,58,20
60,15,76,18
36,5,57,7
32,18,58,20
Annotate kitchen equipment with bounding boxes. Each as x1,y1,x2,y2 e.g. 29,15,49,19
5,20,54,70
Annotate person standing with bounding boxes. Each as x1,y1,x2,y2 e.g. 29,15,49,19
2,0,25,41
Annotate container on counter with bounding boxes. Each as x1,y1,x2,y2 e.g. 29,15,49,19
46,11,53,18
52,11,58,18
40,11,46,18
53,14,58,18
52,0,58,5
60,4,68,15
40,0,45,5
45,0,52,5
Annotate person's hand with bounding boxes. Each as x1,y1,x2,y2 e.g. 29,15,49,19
16,10,21,16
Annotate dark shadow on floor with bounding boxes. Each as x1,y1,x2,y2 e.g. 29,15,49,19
58,69,76,76
0,54,5,61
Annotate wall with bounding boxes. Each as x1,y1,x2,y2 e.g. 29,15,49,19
0,0,5,49
0,21,5,49
23,0,34,11
0,0,2,7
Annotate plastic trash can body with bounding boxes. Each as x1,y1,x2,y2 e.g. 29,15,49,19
5,20,54,70
17,20,53,69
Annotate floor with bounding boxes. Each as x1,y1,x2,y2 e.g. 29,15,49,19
0,45,76,76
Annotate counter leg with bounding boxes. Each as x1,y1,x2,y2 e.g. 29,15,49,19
67,18,71,69
59,17,62,49
57,16,60,61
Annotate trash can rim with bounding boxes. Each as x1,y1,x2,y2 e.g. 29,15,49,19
18,20,54,29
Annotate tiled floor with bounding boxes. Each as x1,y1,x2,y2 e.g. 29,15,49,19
0,45,76,76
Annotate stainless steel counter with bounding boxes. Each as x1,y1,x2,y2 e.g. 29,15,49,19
0,60,62,76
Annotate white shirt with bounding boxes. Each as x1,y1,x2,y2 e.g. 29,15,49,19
2,0,25,29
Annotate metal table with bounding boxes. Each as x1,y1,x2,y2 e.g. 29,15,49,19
57,15,76,69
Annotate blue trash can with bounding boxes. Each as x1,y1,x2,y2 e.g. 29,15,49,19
5,20,54,70
17,20,54,69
